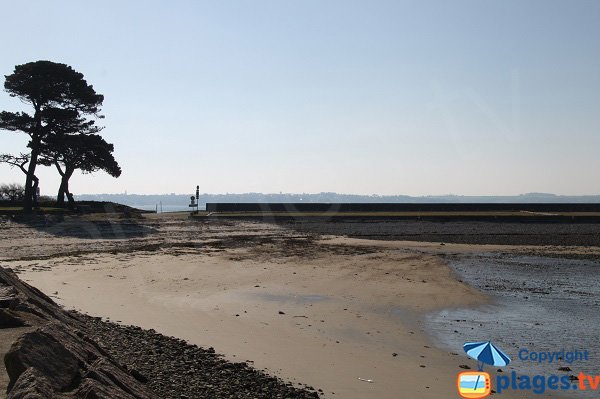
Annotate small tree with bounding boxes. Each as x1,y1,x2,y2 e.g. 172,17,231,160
0,183,25,201
0,61,103,211
40,134,121,208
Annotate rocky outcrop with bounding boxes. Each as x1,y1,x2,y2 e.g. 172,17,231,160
0,267,156,399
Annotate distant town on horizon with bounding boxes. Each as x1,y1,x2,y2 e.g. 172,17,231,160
76,192,600,211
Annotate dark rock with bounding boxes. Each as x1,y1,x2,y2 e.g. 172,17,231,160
5,324,81,391
5,368,57,399
0,309,28,328
0,267,157,399
0,284,17,308
130,369,149,384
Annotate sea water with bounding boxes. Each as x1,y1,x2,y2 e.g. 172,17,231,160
426,254,600,397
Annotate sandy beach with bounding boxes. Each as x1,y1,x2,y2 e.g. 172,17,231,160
2,213,593,398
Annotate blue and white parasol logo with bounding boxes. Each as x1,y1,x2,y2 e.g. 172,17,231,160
463,341,511,371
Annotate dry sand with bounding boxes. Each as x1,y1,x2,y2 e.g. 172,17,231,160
1,213,579,398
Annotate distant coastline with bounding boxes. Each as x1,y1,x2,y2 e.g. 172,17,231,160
75,192,600,211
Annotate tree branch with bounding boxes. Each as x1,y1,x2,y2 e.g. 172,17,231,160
0,153,30,175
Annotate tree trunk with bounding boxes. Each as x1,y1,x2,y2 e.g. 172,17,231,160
23,144,39,212
64,169,75,210
55,161,66,208
67,192,75,209
24,104,43,213
57,178,67,207
32,175,40,209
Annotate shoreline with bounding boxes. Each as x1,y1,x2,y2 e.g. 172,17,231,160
2,214,592,397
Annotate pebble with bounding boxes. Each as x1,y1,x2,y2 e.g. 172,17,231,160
80,314,320,399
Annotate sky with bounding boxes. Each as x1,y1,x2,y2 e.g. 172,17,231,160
0,0,599,196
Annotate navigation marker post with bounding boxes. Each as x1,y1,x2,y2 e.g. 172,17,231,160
190,185,200,214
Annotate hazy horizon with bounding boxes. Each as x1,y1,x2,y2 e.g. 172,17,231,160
1,1,599,196
76,191,600,199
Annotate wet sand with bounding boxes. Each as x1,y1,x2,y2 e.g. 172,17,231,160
2,213,590,398
283,218,600,247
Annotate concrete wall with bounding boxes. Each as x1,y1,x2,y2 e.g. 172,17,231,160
206,202,600,213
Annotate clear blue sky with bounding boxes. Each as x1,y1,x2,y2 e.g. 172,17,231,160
1,0,599,196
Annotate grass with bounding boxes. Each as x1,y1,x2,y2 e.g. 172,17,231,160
0,201,153,216
0,206,65,212
0,206,20,211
